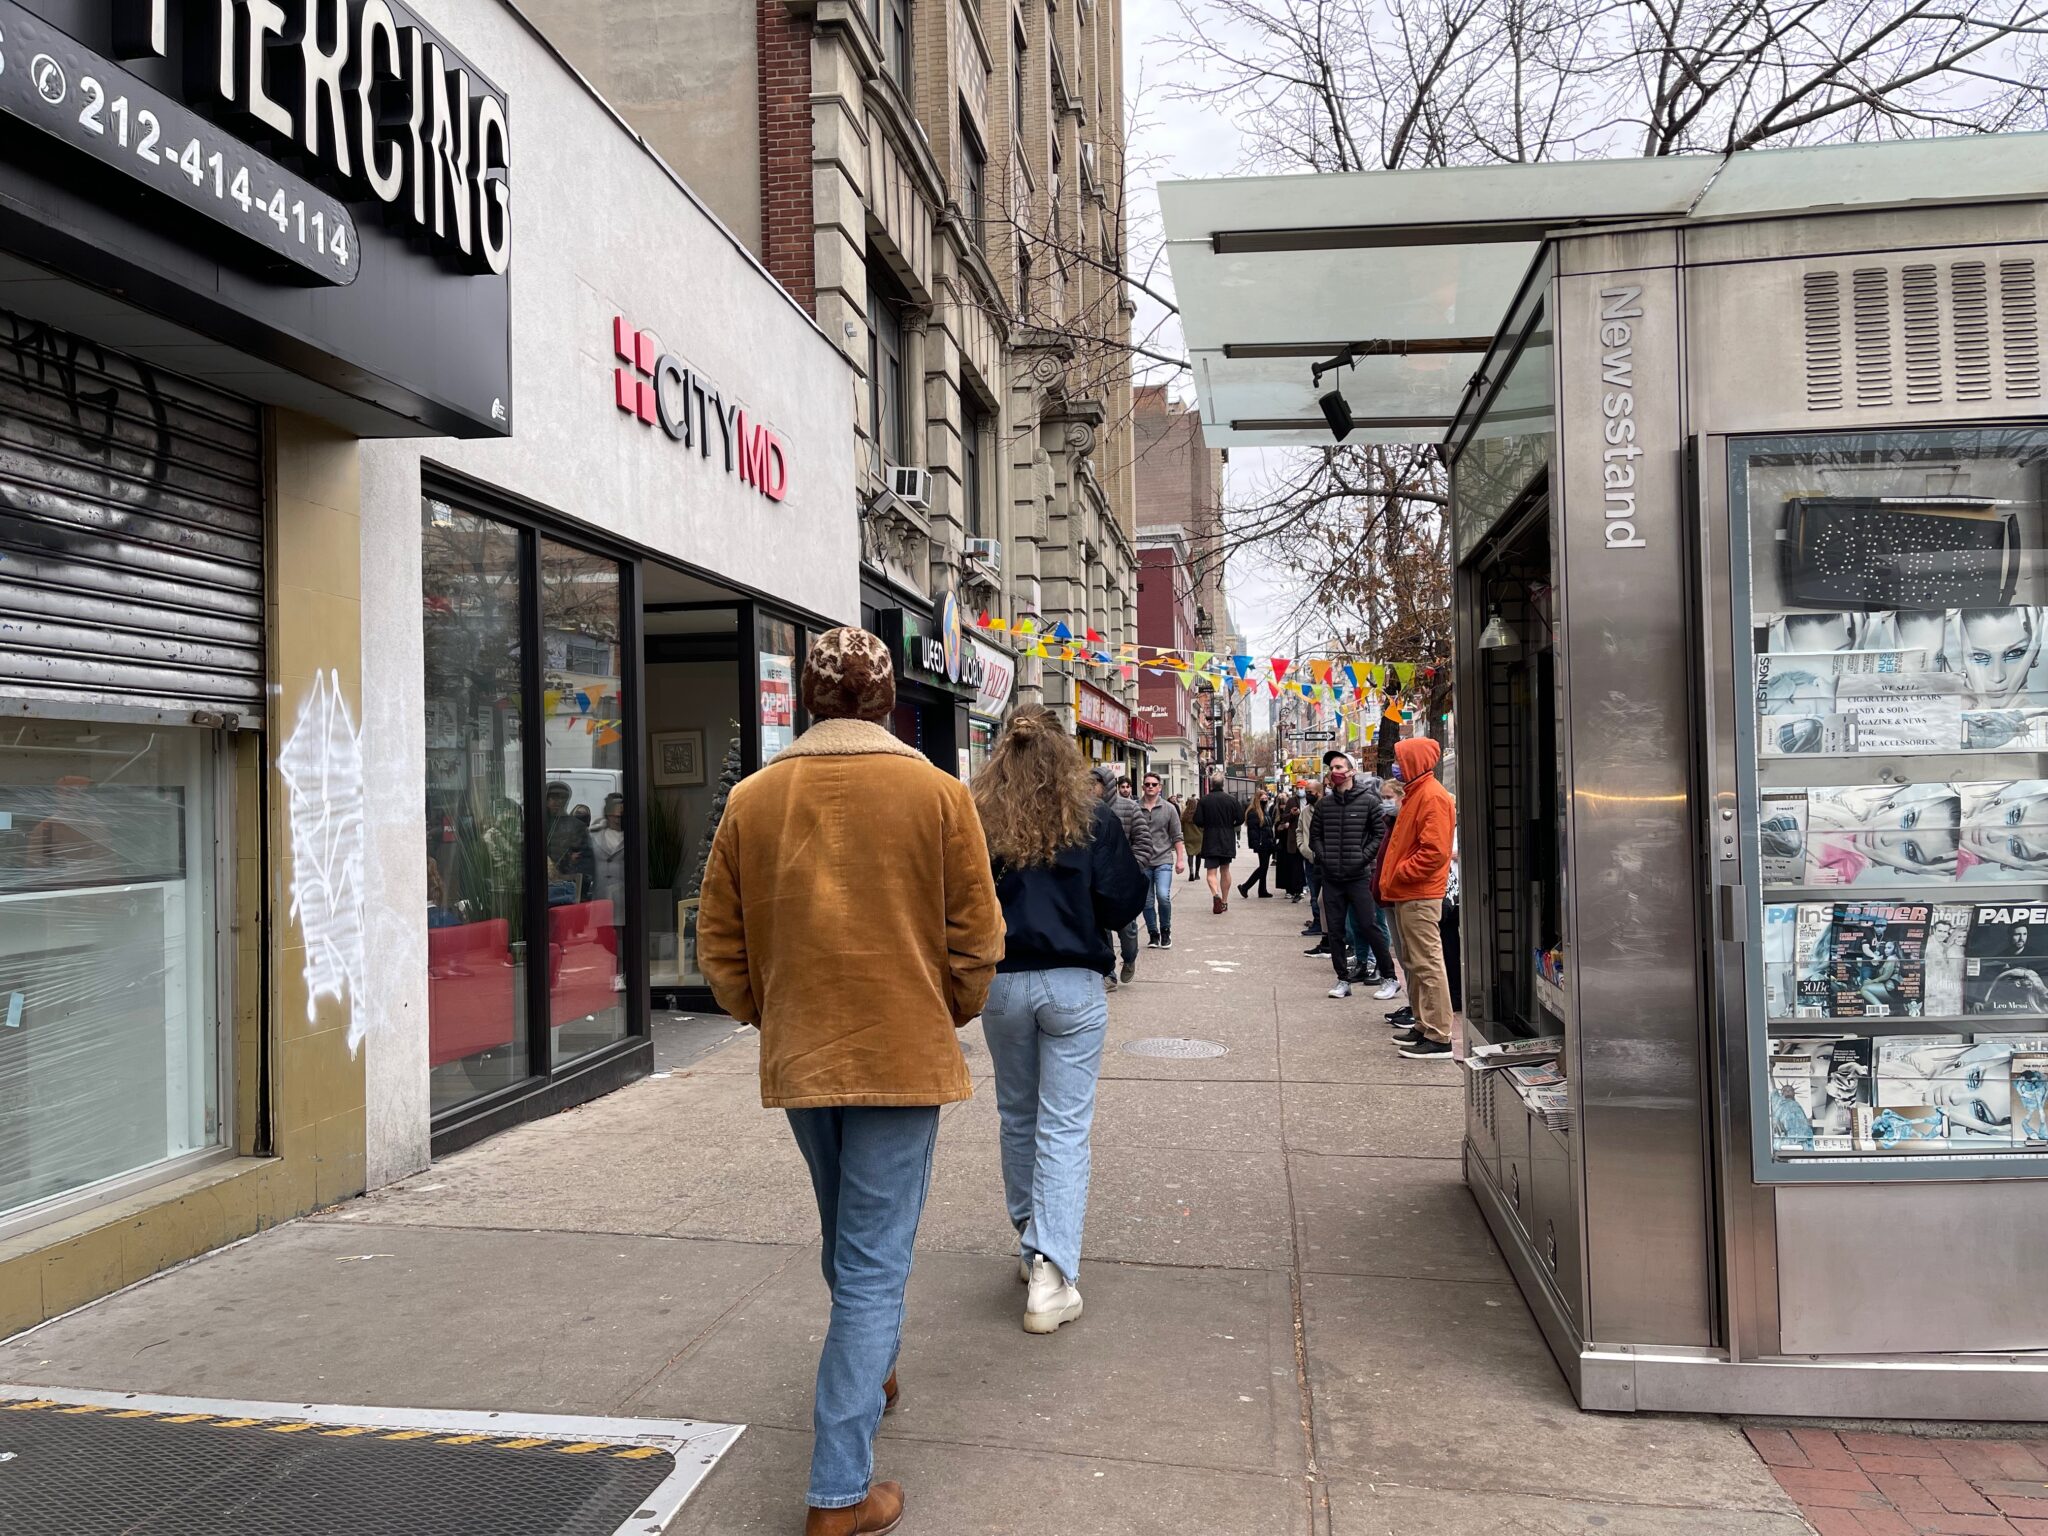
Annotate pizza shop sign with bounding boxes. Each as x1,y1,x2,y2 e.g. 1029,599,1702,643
613,316,789,502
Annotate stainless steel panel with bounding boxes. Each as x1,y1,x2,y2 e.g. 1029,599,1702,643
1777,1180,2048,1355
1682,202,2048,268
1554,257,1717,1347
1530,1120,1583,1330
1499,1099,1533,1226
1594,1347,2048,1420
1462,1062,1501,1180
1553,228,1681,280
1468,1140,1593,1409
0,315,263,721
1689,236,2048,435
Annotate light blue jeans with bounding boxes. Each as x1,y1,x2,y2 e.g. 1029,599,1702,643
980,968,1109,1284
785,1105,941,1509
1142,862,1176,941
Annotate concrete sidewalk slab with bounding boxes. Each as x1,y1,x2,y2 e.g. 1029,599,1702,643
0,1224,799,1416
1282,1081,1465,1159
668,1424,1315,1536
1276,1015,1465,1086
1326,1481,1815,1534
1301,1272,1798,1515
628,1250,1304,1475
1289,1152,1508,1281
950,1076,1287,1154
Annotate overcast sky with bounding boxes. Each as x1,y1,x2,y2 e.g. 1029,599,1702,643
1122,0,1307,680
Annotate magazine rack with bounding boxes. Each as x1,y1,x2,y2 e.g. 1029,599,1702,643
1445,194,2048,1420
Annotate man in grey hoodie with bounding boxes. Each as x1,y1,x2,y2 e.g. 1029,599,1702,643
1093,764,1144,986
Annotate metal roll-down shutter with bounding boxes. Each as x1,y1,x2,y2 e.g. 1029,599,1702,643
0,312,264,724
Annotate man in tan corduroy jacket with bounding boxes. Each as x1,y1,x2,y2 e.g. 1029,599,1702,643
698,626,1002,1536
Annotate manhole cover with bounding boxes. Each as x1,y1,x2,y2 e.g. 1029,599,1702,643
1120,1037,1229,1059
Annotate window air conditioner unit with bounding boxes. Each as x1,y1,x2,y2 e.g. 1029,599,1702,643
964,537,1003,573
889,465,932,508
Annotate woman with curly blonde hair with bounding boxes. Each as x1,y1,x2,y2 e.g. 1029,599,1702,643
973,707,1146,1334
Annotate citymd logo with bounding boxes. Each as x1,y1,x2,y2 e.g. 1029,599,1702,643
612,316,789,503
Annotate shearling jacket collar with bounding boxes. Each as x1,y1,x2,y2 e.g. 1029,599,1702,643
776,717,926,761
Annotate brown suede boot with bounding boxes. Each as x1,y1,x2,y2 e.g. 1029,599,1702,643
882,1371,899,1414
1212,894,1224,915
805,1482,904,1535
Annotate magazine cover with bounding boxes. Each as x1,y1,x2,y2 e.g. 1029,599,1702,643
2012,1050,2048,1145
1963,709,2048,750
1756,653,1844,756
1828,903,1930,1018
1959,781,2048,883
1923,904,1974,1017
1963,903,2048,1014
1804,784,1960,887
1953,606,2048,711
1767,612,1911,654
1794,904,1836,1018
1764,903,1799,1018
1759,792,1808,886
1875,1035,2019,1147
1770,1038,1873,1153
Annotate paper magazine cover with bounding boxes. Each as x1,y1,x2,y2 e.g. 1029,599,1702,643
1959,781,2048,884
1760,793,1808,886
1764,903,1799,1018
1827,903,1929,1018
1756,654,1844,756
2011,1050,2048,1145
1804,785,1959,887
1922,904,1974,1017
1963,709,2048,750
1963,903,2048,1015
1875,1035,2019,1148
1769,1038,1873,1153
1952,606,2048,711
1794,904,1835,1019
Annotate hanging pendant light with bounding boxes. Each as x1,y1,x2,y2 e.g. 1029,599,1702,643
1477,605,1519,653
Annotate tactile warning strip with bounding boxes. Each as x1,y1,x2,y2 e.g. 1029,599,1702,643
0,1386,742,1536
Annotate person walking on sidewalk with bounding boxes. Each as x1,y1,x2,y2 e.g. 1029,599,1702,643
1310,752,1398,1001
697,627,1004,1536
1092,765,1144,988
975,708,1147,1336
1237,789,1276,900
1299,778,1327,951
1274,790,1305,902
1381,737,1458,1060
1133,770,1185,949
1190,768,1244,913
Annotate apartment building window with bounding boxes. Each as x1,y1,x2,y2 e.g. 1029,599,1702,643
960,114,986,244
1016,243,1031,318
962,399,986,537
867,270,909,469
1012,18,1026,141
884,0,912,88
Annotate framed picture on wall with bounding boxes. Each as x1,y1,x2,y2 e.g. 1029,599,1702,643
653,729,706,787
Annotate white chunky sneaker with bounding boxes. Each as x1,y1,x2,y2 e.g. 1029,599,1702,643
1374,979,1402,1001
1327,980,1352,999
1024,1255,1084,1334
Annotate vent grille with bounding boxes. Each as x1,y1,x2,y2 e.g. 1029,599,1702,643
1953,261,1992,402
1803,270,1843,411
2003,258,2041,399
1853,268,1894,407
1801,255,2046,413
1902,263,1942,405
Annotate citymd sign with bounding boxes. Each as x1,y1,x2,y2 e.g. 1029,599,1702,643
613,316,789,503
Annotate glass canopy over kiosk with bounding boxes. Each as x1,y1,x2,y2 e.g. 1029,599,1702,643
1164,135,2048,1419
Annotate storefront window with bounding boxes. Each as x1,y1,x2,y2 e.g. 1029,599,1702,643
1734,427,2048,1177
423,501,530,1113
759,616,799,765
0,721,220,1222
541,538,629,1065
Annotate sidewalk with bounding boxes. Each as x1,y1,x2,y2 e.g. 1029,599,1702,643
0,892,1812,1533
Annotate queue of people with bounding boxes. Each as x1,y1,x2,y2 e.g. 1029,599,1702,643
695,624,1461,1533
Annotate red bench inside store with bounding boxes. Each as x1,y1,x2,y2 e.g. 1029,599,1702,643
427,901,619,1067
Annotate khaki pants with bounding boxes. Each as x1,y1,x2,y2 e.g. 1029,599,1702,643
1391,899,1452,1043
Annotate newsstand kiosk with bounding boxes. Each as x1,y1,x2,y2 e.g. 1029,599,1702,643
1445,147,2048,1417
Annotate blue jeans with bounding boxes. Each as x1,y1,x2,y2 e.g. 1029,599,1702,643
785,1105,941,1509
1142,862,1176,940
980,969,1108,1284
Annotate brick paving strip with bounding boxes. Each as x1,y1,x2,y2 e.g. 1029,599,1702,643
1747,1425,2048,1534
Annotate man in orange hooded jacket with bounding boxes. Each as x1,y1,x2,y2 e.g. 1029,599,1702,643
1378,737,1457,1058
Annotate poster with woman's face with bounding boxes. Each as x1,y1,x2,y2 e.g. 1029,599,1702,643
1960,781,2048,881
1805,783,1961,886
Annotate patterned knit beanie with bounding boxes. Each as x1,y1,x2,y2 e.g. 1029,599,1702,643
802,627,897,722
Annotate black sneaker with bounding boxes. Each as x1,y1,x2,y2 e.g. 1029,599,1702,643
1145,936,1162,949
1120,960,1138,985
1399,1037,1454,1060
1386,1007,1416,1027
1303,943,1330,956
1300,923,1321,936
1391,1024,1424,1044
1160,936,1173,950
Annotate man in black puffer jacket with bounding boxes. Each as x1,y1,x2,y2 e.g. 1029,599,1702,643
1308,751,1397,999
